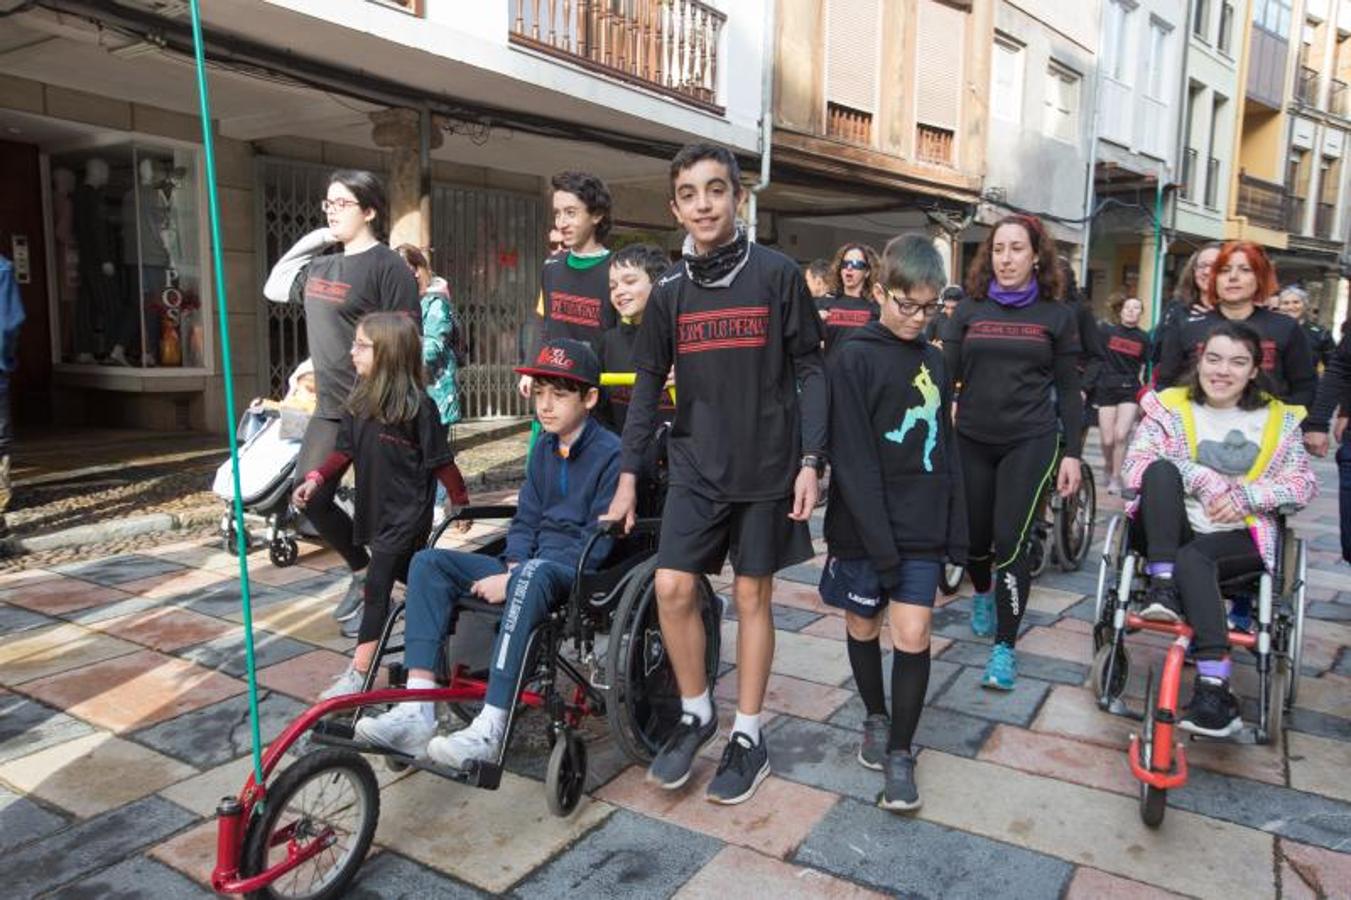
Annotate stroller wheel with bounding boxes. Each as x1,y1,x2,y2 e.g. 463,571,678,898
269,538,300,568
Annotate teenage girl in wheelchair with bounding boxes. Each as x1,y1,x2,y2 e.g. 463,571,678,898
209,343,720,899
1090,320,1314,826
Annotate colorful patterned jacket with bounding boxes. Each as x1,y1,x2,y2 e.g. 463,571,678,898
1122,387,1317,572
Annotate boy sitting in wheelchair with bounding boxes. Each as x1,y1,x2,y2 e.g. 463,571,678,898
1121,321,1316,737
355,338,620,767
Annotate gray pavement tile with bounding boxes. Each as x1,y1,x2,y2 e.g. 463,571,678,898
826,703,995,759
1333,651,1349,678
500,713,633,793
52,554,187,586
279,569,353,598
347,852,486,898
1287,707,1351,742
932,667,1052,728
130,691,308,770
777,561,824,586
939,639,1089,685
834,658,964,728
1032,569,1099,597
176,629,314,678
720,600,823,633
0,795,197,897
794,797,1073,899
0,693,96,765
1306,601,1351,622
931,602,1049,642
510,808,720,900
1309,532,1342,553
173,581,294,618
766,715,886,803
62,594,168,625
55,854,213,899
1171,768,1351,852
0,787,68,853
1062,597,1099,622
0,602,57,635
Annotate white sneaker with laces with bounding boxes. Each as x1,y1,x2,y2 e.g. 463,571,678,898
318,667,366,700
427,723,501,768
354,704,435,756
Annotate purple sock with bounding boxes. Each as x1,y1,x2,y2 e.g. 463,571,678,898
1196,658,1231,682
1145,561,1174,578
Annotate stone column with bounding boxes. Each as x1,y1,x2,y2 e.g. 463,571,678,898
370,108,442,250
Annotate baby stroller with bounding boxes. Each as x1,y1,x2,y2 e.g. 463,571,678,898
213,360,350,567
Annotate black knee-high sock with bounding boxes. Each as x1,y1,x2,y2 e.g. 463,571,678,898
889,647,931,753
847,635,887,717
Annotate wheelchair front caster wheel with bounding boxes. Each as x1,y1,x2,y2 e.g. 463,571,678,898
384,756,410,773
545,729,588,817
269,538,299,568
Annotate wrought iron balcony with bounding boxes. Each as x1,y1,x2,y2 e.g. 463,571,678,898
1182,148,1199,201
1296,65,1320,107
1236,172,1289,232
509,0,725,112
1331,78,1349,118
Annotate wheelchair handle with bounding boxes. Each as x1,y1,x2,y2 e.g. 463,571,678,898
600,371,676,404
426,504,519,548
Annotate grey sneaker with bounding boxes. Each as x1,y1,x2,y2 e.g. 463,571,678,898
333,571,367,622
339,613,361,640
705,731,770,805
647,710,718,789
354,704,435,756
859,713,889,771
878,750,921,812
318,667,366,700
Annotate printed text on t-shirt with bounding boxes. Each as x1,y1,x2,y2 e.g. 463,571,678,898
1108,335,1144,357
549,292,603,329
306,278,352,304
968,321,1050,343
677,305,770,354
827,308,873,328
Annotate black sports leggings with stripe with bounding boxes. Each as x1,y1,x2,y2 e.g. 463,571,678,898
960,431,1060,646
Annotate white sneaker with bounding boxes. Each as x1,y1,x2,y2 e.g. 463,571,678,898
318,667,366,700
427,723,501,768
354,704,435,755
1106,477,1122,496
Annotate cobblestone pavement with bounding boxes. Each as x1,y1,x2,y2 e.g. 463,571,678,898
0,439,1348,898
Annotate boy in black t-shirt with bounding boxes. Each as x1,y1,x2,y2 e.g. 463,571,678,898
604,144,827,806
599,243,675,434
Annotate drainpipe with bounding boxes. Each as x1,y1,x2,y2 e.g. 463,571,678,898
1079,3,1111,286
747,0,776,243
1171,0,1195,240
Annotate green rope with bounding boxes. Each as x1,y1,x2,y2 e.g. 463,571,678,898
188,0,265,790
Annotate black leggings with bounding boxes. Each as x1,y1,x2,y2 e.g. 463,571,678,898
1129,460,1263,660
960,431,1060,646
357,547,414,643
296,416,370,572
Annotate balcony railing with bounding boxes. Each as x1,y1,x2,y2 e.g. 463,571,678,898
1296,65,1320,107
827,102,873,145
1316,201,1337,239
1332,78,1349,118
1182,148,1199,201
916,124,954,165
1205,156,1221,208
1236,172,1289,232
1287,195,1307,233
509,0,725,112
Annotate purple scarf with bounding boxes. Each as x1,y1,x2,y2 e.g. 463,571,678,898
987,278,1039,309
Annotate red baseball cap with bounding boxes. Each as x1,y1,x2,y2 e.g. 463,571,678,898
514,338,601,387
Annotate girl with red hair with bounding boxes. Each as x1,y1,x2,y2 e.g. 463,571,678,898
1156,241,1315,406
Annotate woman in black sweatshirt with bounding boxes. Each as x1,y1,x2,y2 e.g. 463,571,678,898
816,243,881,355
1097,295,1149,494
944,214,1083,691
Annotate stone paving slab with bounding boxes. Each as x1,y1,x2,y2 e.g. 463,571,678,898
1280,837,1351,899
347,852,487,899
932,666,1052,727
0,622,141,685
0,575,133,616
1286,730,1351,803
89,606,237,652
719,620,855,687
713,669,853,722
55,854,215,899
52,553,189,586
0,602,56,635
0,794,197,897
1170,767,1351,852
675,844,886,900
0,786,68,852
510,808,721,899
0,691,96,764
131,690,309,770
1064,866,1187,899
939,638,1090,685
174,627,316,679
763,715,887,804
794,796,1074,899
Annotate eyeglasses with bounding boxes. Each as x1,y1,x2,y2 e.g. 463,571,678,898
841,259,870,272
321,198,361,213
885,291,939,319
350,339,374,352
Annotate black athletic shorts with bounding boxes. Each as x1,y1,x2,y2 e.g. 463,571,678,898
656,484,814,577
1096,383,1141,406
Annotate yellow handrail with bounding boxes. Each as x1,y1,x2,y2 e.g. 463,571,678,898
600,371,676,404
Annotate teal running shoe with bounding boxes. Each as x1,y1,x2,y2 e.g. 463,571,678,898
970,591,995,638
982,643,1017,691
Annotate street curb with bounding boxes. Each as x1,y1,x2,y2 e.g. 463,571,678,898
1,464,526,557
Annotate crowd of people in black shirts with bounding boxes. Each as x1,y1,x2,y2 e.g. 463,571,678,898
261,140,1335,815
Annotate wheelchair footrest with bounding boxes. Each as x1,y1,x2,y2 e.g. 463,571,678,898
311,719,357,742
1188,724,1260,745
409,757,502,790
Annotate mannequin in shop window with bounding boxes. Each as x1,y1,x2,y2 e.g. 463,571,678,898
73,158,120,364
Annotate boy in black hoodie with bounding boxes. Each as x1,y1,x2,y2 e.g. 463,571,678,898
822,234,966,812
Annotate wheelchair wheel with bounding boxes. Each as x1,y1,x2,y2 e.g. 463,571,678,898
606,558,721,764
1138,668,1167,828
938,563,964,596
545,728,588,817
1055,466,1096,572
1266,654,1289,742
240,748,379,900
1027,521,1050,579
1089,642,1129,705
1093,515,1128,634
1286,538,1307,707
269,538,299,568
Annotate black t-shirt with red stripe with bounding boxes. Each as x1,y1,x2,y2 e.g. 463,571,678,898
599,321,675,435
1156,306,1316,406
539,251,616,354
815,293,880,354
1097,323,1149,391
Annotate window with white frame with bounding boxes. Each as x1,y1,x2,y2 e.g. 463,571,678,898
990,33,1025,124
1043,62,1080,143
1103,0,1135,83
1146,18,1173,101
1192,0,1210,41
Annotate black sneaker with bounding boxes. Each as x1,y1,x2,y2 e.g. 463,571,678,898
1180,678,1242,737
878,750,921,812
858,713,889,771
1138,579,1182,623
647,710,718,790
333,571,367,623
705,731,770,805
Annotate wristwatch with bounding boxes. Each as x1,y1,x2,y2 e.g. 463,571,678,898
800,453,826,475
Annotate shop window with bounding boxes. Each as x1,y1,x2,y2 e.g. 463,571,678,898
50,142,206,370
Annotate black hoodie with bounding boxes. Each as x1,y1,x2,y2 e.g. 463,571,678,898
825,322,968,586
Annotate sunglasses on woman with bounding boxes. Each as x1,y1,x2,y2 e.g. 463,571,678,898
841,259,870,271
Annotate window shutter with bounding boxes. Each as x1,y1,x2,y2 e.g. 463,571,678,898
915,0,965,129
826,0,880,113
